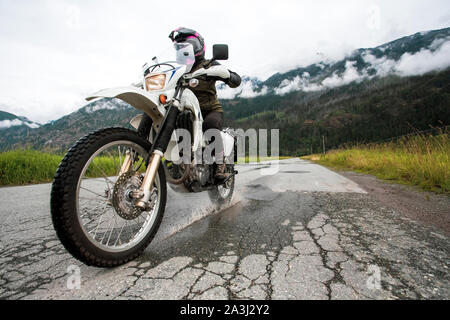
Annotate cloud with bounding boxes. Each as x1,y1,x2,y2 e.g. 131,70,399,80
274,73,322,95
273,36,450,95
321,61,366,88
240,82,269,98
0,118,40,129
217,80,268,99
275,76,303,95
1,0,450,121
217,85,239,100
395,37,450,75
362,52,397,77
0,119,23,129
84,98,132,113
362,36,450,77
274,62,367,95
26,122,40,129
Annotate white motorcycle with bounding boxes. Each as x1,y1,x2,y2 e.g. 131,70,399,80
51,43,238,267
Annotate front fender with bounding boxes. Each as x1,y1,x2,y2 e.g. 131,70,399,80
86,87,166,127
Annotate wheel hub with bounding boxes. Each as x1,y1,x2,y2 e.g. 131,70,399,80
112,171,144,220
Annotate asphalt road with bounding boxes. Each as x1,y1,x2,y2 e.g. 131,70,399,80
0,159,448,300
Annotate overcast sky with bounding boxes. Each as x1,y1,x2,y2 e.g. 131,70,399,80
0,0,449,123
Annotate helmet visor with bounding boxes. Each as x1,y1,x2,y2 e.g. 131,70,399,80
174,43,195,72
183,37,204,56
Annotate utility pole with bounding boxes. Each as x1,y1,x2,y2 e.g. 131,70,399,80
322,135,326,154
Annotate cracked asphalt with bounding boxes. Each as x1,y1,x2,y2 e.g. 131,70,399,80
0,159,448,300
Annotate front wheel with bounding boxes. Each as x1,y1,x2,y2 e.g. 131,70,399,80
51,127,167,267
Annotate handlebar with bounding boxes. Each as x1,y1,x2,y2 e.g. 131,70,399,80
182,73,222,83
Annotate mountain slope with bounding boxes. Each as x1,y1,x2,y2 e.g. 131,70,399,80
222,69,450,155
0,27,449,154
221,27,450,98
0,99,139,151
0,111,42,150
0,110,40,129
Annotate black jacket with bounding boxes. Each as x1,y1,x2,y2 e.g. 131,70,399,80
189,59,241,113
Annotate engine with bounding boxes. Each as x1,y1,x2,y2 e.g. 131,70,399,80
186,164,212,193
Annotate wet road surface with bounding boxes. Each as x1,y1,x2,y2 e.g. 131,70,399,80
0,159,448,299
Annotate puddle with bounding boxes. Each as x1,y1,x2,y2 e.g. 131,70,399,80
281,171,311,174
243,184,279,201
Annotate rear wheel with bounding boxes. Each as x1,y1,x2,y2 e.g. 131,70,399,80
51,127,166,267
208,164,235,206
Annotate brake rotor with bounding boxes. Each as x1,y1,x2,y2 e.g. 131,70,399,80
112,171,143,220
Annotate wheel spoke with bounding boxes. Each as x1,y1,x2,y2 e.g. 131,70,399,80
114,222,126,246
90,202,108,239
79,196,103,201
105,215,117,246
80,186,106,198
133,156,144,171
118,146,123,176
77,140,162,253
92,161,115,189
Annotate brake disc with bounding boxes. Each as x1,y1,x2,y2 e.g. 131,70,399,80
112,171,144,220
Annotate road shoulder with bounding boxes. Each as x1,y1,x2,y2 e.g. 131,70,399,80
339,171,450,236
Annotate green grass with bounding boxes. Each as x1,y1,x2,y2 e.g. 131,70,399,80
237,156,293,164
303,130,450,194
0,148,296,186
0,150,63,185
0,150,123,186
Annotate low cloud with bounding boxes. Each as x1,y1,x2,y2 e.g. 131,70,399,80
273,36,450,95
84,99,131,113
275,72,321,95
396,37,450,75
0,119,40,129
363,36,450,77
362,53,397,77
321,61,366,88
275,61,367,95
217,80,268,99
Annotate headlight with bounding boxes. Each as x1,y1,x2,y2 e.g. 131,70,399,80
145,74,166,91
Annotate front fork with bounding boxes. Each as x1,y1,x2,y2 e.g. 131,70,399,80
134,102,181,209
118,150,133,175
135,151,163,208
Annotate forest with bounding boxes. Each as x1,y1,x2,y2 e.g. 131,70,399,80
222,70,450,156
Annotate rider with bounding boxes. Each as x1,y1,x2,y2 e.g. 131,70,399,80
169,27,241,180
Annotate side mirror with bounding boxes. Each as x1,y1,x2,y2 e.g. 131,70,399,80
212,44,229,60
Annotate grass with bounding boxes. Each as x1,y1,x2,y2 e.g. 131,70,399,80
0,150,63,185
0,150,122,186
237,156,293,164
303,129,450,194
0,149,294,186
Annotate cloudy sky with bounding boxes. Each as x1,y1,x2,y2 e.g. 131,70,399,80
0,0,449,123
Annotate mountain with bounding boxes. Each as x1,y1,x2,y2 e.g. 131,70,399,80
0,99,139,151
222,69,450,155
0,27,449,154
221,27,450,98
0,110,41,129
0,111,42,149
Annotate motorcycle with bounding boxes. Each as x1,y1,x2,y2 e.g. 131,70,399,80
50,43,238,267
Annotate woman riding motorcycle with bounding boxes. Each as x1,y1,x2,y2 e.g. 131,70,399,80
169,27,242,180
